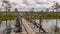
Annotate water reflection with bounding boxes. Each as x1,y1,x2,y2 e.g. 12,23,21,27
0,21,2,27
33,19,60,32
0,20,15,34
0,19,60,34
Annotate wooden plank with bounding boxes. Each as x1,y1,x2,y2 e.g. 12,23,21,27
22,18,36,34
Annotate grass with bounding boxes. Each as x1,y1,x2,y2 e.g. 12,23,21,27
0,11,60,20
0,17,16,21
0,12,17,20
20,12,60,19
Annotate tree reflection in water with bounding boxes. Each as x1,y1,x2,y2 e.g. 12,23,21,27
0,21,2,27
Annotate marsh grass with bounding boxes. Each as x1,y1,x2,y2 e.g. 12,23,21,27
0,12,60,20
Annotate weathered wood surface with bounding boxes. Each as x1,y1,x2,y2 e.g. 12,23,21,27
22,18,36,34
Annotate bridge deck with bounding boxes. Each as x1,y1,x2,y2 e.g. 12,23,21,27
10,17,36,34
22,18,36,34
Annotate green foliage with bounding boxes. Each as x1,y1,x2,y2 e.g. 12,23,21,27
20,12,60,19
0,12,17,20
52,2,60,9
46,8,49,12
0,12,60,20
15,8,18,12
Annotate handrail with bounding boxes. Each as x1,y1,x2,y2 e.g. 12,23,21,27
26,18,46,32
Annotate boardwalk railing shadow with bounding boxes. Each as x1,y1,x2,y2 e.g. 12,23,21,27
25,18,46,33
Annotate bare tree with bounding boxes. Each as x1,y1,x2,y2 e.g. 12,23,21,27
2,0,11,34
52,2,60,33
2,0,11,12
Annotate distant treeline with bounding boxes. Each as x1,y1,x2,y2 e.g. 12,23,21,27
20,12,60,19
0,12,60,20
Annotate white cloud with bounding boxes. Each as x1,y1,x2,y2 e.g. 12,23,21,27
9,0,54,8
0,0,60,11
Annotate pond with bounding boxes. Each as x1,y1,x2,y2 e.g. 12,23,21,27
0,19,60,34
0,20,15,34
33,19,60,32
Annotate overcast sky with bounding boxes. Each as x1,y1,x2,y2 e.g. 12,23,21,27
0,0,60,11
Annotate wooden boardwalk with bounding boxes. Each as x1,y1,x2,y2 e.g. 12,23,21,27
10,17,36,34
10,13,46,34
22,18,36,34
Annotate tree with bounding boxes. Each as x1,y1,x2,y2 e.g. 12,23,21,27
52,2,60,11
52,2,60,33
2,0,11,12
46,8,49,12
2,0,11,34
15,8,18,12
7,3,11,12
